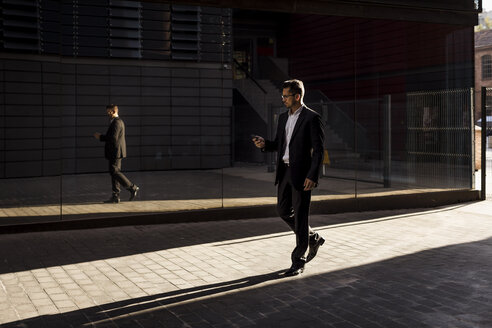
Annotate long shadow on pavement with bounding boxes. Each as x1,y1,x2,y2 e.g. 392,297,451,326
3,237,492,328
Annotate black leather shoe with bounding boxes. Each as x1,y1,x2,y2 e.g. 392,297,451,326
306,236,325,263
103,196,120,204
129,185,139,201
283,264,304,276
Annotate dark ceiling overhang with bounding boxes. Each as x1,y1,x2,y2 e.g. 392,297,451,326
145,0,480,26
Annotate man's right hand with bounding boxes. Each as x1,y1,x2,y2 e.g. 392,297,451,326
93,132,101,140
252,135,265,149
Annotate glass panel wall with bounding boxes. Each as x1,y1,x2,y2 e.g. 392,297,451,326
352,21,475,194
0,3,476,226
0,58,62,225
227,11,474,204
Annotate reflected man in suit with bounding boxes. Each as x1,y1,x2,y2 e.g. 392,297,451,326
94,104,139,203
252,79,325,276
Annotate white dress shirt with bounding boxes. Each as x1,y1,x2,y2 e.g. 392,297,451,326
282,105,304,164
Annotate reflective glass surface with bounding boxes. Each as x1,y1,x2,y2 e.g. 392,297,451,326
0,6,476,225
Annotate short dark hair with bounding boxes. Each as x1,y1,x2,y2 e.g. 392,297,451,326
106,104,118,112
282,79,305,100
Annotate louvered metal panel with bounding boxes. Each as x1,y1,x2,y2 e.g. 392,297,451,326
0,3,3,50
172,22,200,32
78,36,107,47
141,1,171,59
142,31,171,40
60,0,76,56
142,40,170,50
77,6,106,16
110,17,140,29
172,31,199,41
1,1,232,61
171,52,199,61
109,0,142,58
143,20,171,31
40,0,62,54
109,48,141,58
1,0,40,52
111,29,140,39
172,41,198,51
111,8,139,19
77,16,106,26
171,5,200,61
200,7,231,63
77,26,107,37
77,1,108,57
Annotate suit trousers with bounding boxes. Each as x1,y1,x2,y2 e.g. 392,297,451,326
109,158,133,196
277,165,316,266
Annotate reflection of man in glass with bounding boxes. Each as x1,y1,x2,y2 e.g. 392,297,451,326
93,104,139,203
252,79,325,276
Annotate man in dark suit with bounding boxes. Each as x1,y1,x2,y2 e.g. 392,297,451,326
252,79,325,276
94,104,139,203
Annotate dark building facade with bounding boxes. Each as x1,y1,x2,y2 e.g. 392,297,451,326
475,29,492,118
1,2,233,178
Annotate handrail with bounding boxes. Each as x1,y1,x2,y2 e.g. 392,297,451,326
233,58,267,94
259,56,289,90
311,89,367,138
311,90,369,136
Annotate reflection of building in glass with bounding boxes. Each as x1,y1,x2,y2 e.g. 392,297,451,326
0,3,233,177
475,29,492,118
0,1,481,211
474,29,492,153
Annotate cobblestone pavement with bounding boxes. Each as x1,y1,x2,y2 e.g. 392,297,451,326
1,201,492,328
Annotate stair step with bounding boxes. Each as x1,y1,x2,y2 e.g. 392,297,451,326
326,150,360,159
235,77,362,164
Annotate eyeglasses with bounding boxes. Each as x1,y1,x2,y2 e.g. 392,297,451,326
281,94,295,99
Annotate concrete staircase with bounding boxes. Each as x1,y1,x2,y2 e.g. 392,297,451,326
233,78,283,123
233,57,369,171
323,123,361,168
234,76,363,168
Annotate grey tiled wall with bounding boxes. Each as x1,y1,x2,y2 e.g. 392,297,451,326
0,57,232,178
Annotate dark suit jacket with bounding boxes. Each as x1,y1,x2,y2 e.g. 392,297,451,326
264,105,325,190
100,117,127,160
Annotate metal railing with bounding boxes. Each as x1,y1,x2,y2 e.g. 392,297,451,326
233,58,267,94
306,90,371,158
407,88,473,189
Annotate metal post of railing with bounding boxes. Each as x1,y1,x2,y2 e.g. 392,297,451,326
470,88,475,190
481,86,487,200
383,95,391,188
267,104,275,172
321,100,328,177
231,105,235,166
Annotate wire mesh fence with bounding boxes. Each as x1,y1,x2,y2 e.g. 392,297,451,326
407,88,473,189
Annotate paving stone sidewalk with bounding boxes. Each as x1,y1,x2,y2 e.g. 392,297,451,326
1,201,492,327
